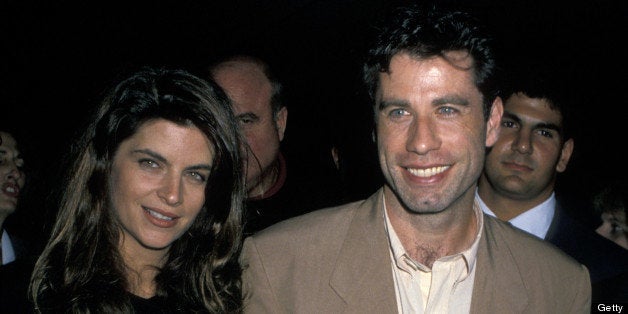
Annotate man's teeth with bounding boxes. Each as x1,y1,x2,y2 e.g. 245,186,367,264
146,209,173,221
407,166,449,177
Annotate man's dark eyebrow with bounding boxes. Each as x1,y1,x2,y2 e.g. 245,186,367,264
433,95,470,107
237,112,260,121
536,122,561,133
378,99,409,110
502,111,522,124
378,95,470,111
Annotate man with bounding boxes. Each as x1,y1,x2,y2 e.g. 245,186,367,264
240,4,591,313
477,63,628,303
0,129,35,313
210,55,343,235
0,130,27,265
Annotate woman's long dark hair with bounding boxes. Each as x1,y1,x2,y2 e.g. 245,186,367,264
30,67,246,313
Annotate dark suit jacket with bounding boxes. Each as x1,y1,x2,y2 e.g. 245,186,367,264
0,231,38,313
241,188,591,313
5,231,31,262
545,205,628,303
0,257,36,313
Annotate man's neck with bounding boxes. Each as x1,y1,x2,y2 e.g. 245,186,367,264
384,187,478,267
477,181,554,221
247,154,287,200
248,166,279,199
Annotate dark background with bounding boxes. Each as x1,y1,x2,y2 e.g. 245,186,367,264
2,0,627,243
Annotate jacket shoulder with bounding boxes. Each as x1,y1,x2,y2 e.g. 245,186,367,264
248,199,366,248
484,215,587,271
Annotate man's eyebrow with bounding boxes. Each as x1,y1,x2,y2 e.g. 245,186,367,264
534,121,561,132
378,95,471,111
502,111,522,123
378,99,409,110
433,95,470,107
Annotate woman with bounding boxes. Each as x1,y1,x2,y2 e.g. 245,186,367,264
30,67,246,313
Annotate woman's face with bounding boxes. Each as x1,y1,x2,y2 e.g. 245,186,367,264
110,119,214,258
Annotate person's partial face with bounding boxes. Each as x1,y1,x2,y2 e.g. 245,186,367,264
597,210,628,250
110,119,214,255
0,132,25,218
212,61,287,197
376,52,501,214
482,93,573,201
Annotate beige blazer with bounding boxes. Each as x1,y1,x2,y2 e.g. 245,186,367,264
241,188,591,313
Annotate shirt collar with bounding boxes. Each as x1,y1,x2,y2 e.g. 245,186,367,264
476,189,555,239
1,229,16,265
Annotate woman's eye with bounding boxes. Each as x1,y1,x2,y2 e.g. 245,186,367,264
188,171,207,183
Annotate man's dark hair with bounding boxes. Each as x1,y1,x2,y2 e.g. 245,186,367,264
500,61,574,142
363,3,500,120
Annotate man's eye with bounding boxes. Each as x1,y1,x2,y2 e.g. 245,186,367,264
239,117,254,124
502,120,516,128
139,159,159,168
388,108,408,117
537,129,555,139
438,106,457,115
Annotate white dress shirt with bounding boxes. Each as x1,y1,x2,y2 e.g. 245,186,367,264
1,229,16,265
476,189,555,239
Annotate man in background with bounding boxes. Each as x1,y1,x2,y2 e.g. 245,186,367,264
476,62,628,303
209,54,342,235
0,130,27,265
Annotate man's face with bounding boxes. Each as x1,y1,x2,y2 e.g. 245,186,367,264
376,52,501,214
482,93,573,201
0,131,26,217
212,61,287,197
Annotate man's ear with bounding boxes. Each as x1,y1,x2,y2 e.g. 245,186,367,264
556,138,574,173
485,97,503,147
275,106,288,141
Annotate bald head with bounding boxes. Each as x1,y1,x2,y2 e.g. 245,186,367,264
210,56,288,198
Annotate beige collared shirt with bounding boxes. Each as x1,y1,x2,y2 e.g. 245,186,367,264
384,195,483,314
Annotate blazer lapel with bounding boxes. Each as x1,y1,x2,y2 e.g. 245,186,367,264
330,188,398,312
